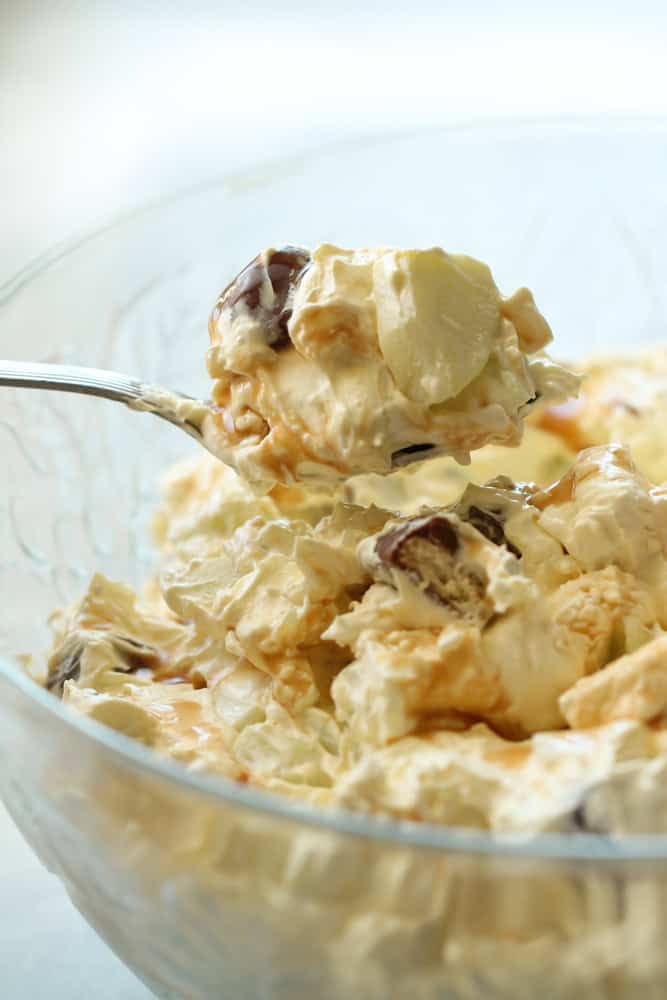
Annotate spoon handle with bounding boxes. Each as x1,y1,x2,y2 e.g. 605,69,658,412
0,360,147,404
0,360,209,445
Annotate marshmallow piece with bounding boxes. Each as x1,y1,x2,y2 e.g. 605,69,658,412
500,286,553,354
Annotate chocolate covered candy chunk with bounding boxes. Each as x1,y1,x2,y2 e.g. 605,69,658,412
375,513,491,622
210,246,311,350
46,631,163,697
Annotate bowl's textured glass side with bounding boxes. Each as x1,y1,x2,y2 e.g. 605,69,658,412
2,121,667,997
3,672,667,999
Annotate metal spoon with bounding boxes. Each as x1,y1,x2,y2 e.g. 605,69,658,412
0,360,213,451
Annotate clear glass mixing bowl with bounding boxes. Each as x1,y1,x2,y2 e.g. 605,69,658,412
2,119,667,999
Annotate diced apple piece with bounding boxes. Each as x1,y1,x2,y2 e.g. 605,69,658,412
373,248,500,404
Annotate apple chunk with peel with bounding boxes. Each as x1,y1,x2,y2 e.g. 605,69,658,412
372,248,501,405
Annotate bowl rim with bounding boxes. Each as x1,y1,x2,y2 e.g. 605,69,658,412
4,114,667,864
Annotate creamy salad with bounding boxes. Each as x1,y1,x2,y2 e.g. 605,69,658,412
44,245,667,836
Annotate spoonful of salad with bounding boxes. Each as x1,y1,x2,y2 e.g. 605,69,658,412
0,244,579,484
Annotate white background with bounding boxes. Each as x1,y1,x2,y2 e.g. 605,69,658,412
2,1,667,996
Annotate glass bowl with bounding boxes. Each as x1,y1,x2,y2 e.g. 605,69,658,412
2,118,667,999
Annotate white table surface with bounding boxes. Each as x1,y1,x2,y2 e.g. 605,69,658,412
2,2,667,997
0,804,151,997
